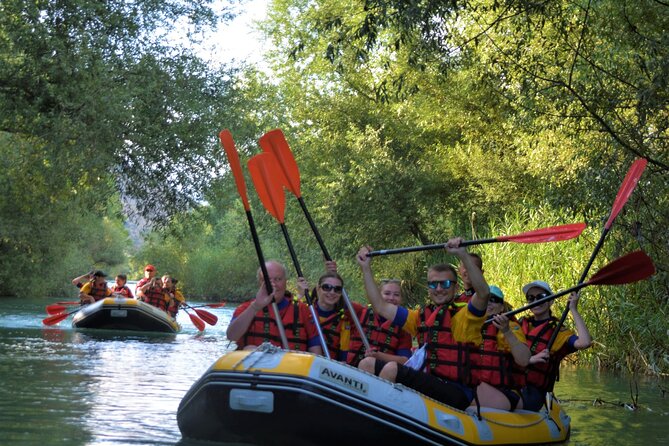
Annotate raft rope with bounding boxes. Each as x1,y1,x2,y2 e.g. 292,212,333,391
231,342,282,371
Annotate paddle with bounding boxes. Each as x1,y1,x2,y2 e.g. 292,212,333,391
487,250,655,324
181,303,218,326
366,223,587,257
182,307,206,331
42,307,82,326
46,304,74,315
219,130,289,349
189,302,227,309
545,158,647,350
248,152,332,359
259,129,372,352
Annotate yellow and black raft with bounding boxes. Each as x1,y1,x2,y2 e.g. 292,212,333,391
177,344,570,445
72,297,181,333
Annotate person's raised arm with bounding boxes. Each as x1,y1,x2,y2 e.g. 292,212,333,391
226,284,275,342
356,246,398,321
446,238,489,312
568,292,593,350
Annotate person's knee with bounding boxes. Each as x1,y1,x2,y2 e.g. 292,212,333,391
358,357,375,373
379,362,398,382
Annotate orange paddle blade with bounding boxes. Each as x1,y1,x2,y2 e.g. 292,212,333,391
587,250,655,286
219,130,251,211
42,311,74,326
259,129,301,197
187,312,206,331
46,304,68,315
605,158,647,229
248,152,287,223
497,222,587,243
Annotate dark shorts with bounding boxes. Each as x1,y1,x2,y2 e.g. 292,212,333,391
521,385,547,411
496,387,522,411
394,363,474,410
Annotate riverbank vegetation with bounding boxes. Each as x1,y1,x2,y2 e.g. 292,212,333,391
1,0,666,375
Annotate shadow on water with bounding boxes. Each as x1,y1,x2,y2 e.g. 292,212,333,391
0,296,667,445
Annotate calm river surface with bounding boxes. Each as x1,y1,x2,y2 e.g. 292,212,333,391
0,296,667,445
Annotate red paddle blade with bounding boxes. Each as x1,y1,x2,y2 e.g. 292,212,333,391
42,312,72,326
219,130,251,211
605,158,647,229
497,222,587,243
587,251,655,286
193,308,218,326
46,304,68,315
259,129,302,197
248,152,287,223
187,312,206,331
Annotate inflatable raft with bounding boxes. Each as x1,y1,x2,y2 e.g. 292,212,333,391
72,297,181,333
177,344,570,445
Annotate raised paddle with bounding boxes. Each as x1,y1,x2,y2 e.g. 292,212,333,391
181,302,218,326
366,223,587,257
545,158,648,350
259,129,372,352
42,307,82,326
487,250,655,324
248,152,332,359
219,130,289,349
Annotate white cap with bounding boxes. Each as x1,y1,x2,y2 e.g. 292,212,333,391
522,280,553,296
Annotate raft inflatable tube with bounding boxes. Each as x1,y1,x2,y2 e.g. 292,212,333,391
177,344,570,445
72,297,181,333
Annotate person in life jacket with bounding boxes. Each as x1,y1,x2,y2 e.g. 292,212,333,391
296,269,364,361
110,274,134,299
136,264,156,289
137,275,169,312
453,253,483,307
471,285,530,411
519,280,592,411
164,276,185,318
356,238,491,411
349,278,413,368
226,261,323,355
79,270,112,304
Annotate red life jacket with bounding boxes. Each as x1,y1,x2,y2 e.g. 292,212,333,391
110,285,133,298
143,285,168,311
418,305,473,384
520,316,561,391
87,281,109,302
236,293,311,351
347,306,408,367
470,323,525,388
317,308,347,360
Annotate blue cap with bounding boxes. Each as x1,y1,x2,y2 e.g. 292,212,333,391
489,285,504,301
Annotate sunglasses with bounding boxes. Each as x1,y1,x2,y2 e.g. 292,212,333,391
526,292,550,303
489,296,504,304
320,283,343,293
427,280,453,290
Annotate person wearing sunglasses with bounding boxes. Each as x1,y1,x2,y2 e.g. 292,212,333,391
347,279,413,368
470,285,530,412
226,260,323,355
356,237,491,410
518,280,592,411
296,270,362,361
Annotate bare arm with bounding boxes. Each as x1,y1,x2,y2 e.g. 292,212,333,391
356,246,398,321
569,293,593,350
493,315,531,367
447,238,489,312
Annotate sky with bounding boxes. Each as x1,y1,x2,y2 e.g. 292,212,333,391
197,0,271,68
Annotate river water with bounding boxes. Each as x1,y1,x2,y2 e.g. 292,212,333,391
0,296,666,445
